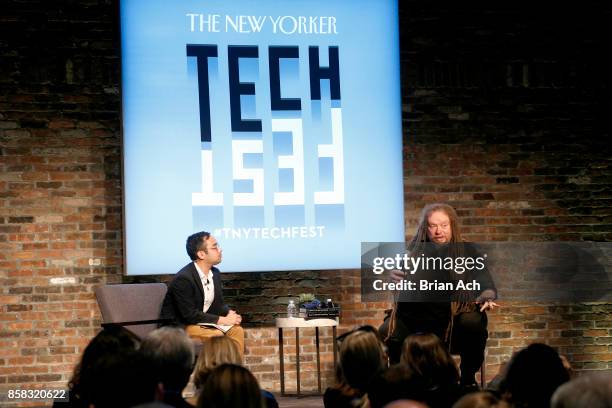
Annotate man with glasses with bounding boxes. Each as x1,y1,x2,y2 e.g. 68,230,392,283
161,231,244,355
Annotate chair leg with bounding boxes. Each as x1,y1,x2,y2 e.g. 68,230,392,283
480,361,485,388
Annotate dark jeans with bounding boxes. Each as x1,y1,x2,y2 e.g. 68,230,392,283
379,310,488,384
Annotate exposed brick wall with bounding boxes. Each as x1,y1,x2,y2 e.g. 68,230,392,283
399,1,611,378
1,0,610,404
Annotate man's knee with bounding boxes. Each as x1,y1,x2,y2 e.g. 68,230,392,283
456,312,487,333
185,324,207,340
226,325,245,353
228,325,245,340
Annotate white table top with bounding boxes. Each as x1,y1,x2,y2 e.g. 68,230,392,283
275,317,339,328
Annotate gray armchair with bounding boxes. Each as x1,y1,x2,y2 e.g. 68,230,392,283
94,283,171,339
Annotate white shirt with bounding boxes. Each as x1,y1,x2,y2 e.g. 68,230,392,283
194,262,214,313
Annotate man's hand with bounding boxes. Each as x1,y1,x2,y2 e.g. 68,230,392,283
476,300,499,312
218,309,242,325
475,289,498,312
390,269,405,283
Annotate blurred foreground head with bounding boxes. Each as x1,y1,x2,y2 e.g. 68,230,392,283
197,364,263,408
501,343,569,408
74,326,159,408
551,372,612,408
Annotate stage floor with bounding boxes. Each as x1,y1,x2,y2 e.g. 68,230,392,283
277,395,324,408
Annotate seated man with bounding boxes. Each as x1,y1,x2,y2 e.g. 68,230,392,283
160,231,244,356
380,203,498,387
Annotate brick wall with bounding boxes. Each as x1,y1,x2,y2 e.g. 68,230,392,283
1,0,610,404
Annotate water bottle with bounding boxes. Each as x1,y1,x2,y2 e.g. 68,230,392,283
287,300,297,318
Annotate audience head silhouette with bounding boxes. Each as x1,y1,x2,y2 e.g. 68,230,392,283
72,326,158,408
501,343,569,408
551,371,612,408
338,327,387,392
401,333,459,388
453,391,510,408
193,335,242,389
140,326,195,406
197,363,263,408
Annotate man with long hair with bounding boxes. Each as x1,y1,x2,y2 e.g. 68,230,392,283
380,203,498,388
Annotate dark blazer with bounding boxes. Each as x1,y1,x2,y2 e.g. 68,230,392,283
160,262,230,325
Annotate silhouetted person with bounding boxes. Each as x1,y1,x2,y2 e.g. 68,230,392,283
500,343,570,408
197,364,264,408
324,327,387,408
140,327,195,408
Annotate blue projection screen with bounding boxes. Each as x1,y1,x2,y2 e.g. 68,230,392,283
121,0,404,274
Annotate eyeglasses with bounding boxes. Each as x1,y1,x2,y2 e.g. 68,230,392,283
200,244,221,252
428,223,450,230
